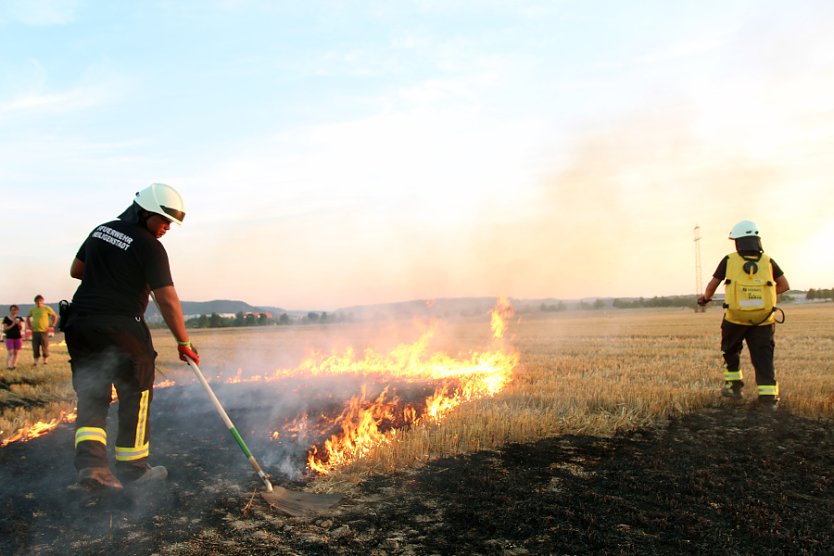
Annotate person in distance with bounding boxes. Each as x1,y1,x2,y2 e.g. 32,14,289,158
698,220,789,410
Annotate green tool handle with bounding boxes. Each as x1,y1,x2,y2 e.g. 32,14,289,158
187,357,274,493
148,291,274,492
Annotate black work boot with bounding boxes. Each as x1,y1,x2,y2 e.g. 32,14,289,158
118,463,168,485
78,467,124,491
134,464,168,484
757,396,779,412
721,381,743,400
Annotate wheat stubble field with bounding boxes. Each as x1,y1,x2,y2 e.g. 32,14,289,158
1,302,833,555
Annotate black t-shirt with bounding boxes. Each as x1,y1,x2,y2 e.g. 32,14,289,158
71,219,174,316
712,252,784,280
3,316,23,339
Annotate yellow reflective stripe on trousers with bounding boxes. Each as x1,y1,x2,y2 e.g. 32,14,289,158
117,389,151,461
758,383,779,397
115,442,150,461
134,389,150,448
723,367,743,381
75,427,107,448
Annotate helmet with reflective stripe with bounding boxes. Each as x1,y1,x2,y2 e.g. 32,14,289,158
728,220,758,239
134,183,186,225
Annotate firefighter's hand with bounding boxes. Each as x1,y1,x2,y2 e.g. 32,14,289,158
697,295,710,307
177,341,200,365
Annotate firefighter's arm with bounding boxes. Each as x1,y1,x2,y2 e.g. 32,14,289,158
698,277,722,305
152,285,189,344
70,258,84,279
152,285,199,364
775,275,790,295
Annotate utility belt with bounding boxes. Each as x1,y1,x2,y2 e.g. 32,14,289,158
59,300,143,331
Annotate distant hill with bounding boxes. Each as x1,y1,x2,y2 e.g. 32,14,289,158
2,299,287,321
5,291,817,325
144,299,286,320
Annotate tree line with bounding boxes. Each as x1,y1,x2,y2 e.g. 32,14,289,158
806,288,834,300
539,296,695,311
149,289,832,330
148,311,348,329
611,295,695,309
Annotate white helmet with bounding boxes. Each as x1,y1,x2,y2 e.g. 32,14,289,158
728,220,758,239
134,183,186,225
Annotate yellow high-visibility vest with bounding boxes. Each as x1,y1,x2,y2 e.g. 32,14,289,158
723,252,777,325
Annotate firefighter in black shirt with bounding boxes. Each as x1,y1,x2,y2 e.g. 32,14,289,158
65,183,200,491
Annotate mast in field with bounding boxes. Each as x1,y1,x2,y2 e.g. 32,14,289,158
694,225,705,312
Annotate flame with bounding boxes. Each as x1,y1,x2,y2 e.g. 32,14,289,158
307,386,402,473
3,299,519,477
490,296,515,339
276,297,519,474
281,412,315,442
1,377,176,447
0,410,77,447
227,370,246,384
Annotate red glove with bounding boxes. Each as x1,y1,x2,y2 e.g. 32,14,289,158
177,341,199,365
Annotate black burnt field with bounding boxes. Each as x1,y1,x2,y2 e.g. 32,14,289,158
1,382,833,555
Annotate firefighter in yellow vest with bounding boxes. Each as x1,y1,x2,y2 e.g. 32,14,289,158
698,220,789,409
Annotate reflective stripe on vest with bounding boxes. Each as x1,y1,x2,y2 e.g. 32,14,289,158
75,426,107,448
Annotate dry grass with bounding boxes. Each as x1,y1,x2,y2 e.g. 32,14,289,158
0,340,75,440
319,303,834,485
3,303,833,486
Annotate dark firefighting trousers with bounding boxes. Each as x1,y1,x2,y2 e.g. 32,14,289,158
65,314,157,479
720,320,779,400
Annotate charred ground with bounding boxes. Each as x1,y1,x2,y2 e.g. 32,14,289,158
1,384,833,555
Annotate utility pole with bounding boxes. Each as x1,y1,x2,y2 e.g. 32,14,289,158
694,225,705,312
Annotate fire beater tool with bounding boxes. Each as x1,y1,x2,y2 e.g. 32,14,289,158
184,355,342,516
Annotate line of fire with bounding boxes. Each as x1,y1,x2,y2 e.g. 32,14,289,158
1,298,520,477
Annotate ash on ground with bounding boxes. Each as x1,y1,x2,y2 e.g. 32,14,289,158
2,385,832,555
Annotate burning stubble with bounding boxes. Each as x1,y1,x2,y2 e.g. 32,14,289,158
202,302,520,477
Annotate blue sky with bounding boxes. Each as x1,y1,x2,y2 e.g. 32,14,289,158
2,0,833,310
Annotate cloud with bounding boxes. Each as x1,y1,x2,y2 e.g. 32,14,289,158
4,1,834,309
0,0,80,26
637,27,736,66
0,87,99,115
0,58,129,122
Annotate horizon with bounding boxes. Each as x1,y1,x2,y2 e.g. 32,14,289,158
2,1,833,309
2,288,822,315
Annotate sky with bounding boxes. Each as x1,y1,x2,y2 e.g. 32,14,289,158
1,0,833,311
